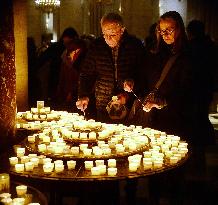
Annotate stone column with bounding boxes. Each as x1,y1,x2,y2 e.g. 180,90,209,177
14,0,28,111
0,0,16,150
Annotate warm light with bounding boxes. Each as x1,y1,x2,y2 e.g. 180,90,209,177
35,0,61,14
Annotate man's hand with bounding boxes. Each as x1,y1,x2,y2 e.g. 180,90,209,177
143,102,161,112
123,79,134,92
76,97,89,112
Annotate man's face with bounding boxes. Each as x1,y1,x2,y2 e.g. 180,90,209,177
101,22,124,48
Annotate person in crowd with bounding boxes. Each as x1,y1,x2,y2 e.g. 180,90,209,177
144,22,157,53
76,12,146,123
56,37,87,112
27,37,38,106
186,19,216,144
76,12,146,205
36,27,79,105
127,11,196,205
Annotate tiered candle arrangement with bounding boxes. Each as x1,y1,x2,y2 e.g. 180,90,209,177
11,106,189,179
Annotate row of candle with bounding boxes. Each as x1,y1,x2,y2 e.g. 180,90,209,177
0,184,40,205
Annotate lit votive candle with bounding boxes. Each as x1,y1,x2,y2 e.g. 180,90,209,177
28,135,35,143
9,157,18,166
153,160,163,169
143,161,153,170
107,159,116,168
91,167,101,176
95,160,104,167
1,197,12,205
79,144,88,152
38,155,46,164
89,132,96,140
171,147,178,154
67,160,76,170
174,153,182,161
43,163,54,173
17,148,25,158
102,148,111,155
15,164,24,173
20,156,29,164
55,164,64,173
54,160,63,165
25,162,34,172
93,148,103,156
80,132,88,139
98,165,106,174
13,197,25,205
0,193,11,200
129,143,137,151
129,163,138,172
170,156,179,164
71,147,80,155
38,144,47,152
165,150,173,158
83,148,92,156
42,136,50,143
107,167,117,176
71,132,79,139
143,151,152,158
30,158,39,167
84,161,93,170
43,158,52,165
16,185,27,196
31,108,38,113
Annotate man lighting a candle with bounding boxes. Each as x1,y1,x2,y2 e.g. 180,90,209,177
76,12,146,123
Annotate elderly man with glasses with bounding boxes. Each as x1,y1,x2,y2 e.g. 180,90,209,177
76,12,146,123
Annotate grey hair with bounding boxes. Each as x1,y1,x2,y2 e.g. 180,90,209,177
101,12,124,27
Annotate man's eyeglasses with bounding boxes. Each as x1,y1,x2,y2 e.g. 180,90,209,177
158,28,175,36
103,33,120,39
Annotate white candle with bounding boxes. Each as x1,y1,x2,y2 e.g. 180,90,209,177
143,151,152,158
170,156,179,164
9,157,18,166
107,167,117,176
83,148,92,156
43,163,54,173
91,167,101,176
79,144,88,152
28,135,36,143
67,160,76,170
16,185,27,196
25,162,34,172
80,132,88,139
153,160,163,169
1,198,12,204
129,143,137,151
15,164,24,173
71,147,79,155
89,132,96,140
107,159,116,168
55,164,64,173
129,163,138,172
13,197,25,205
38,144,47,152
84,161,93,170
143,161,152,170
16,148,25,158
30,158,39,167
0,193,11,200
42,136,50,143
20,156,29,164
95,160,104,167
71,132,79,139
98,165,106,174
42,158,52,164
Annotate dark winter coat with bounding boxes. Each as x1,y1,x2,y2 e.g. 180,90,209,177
78,31,146,111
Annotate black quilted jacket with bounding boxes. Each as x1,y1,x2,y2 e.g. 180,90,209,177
78,31,146,110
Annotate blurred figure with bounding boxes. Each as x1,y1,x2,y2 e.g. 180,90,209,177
76,12,145,123
56,38,87,112
144,22,157,53
27,37,37,106
36,27,79,104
